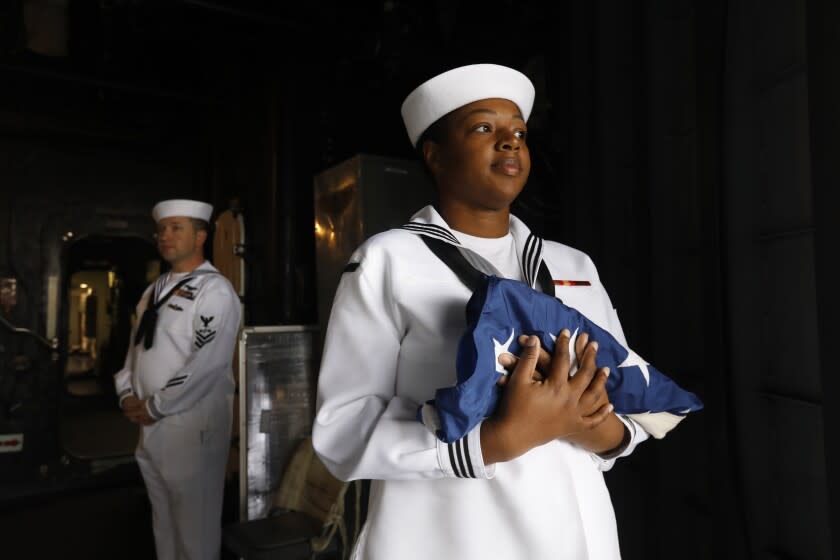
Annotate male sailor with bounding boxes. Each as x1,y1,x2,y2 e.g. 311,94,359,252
115,199,241,560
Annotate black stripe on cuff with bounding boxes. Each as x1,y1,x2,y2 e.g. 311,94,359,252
448,443,462,478
147,398,164,420
455,439,469,479
462,434,476,478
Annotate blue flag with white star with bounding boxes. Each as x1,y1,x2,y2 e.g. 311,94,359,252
418,275,703,443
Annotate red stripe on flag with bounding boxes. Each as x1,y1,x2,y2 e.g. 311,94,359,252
552,280,591,286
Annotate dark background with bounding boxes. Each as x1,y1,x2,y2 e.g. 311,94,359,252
1,1,838,558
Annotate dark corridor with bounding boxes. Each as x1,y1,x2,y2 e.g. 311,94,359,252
59,235,159,468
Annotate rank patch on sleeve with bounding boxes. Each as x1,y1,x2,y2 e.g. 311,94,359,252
195,315,217,349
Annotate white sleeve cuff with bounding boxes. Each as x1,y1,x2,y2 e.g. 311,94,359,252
436,421,495,479
590,415,650,471
117,388,134,408
619,415,650,456
146,396,164,420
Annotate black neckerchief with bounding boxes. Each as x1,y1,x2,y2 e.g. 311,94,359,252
134,269,216,350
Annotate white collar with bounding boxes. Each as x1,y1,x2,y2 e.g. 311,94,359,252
153,261,218,302
402,205,546,288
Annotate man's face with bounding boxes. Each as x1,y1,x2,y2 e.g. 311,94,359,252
156,217,200,265
425,98,531,212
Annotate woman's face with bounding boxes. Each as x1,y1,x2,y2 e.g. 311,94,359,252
425,97,530,212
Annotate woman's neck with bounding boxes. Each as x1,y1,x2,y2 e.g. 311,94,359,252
438,200,511,238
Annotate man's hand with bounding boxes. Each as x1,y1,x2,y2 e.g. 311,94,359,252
481,330,614,464
121,395,141,410
123,397,157,426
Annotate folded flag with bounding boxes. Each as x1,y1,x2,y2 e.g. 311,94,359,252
418,275,703,443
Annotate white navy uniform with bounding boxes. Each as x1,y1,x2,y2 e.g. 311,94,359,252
313,206,649,560
115,260,241,560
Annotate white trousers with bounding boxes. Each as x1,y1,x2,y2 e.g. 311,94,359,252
135,395,232,560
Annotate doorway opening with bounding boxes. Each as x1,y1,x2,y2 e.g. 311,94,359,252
60,235,161,467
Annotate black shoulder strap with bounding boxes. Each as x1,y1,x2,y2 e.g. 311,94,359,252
419,235,555,297
535,260,556,297
420,236,486,292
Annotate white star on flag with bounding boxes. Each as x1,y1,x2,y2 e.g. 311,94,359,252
617,348,650,386
492,329,515,374
549,328,579,376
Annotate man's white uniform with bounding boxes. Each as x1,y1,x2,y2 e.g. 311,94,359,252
313,205,649,560
115,252,241,559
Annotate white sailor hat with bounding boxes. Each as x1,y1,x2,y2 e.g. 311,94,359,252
152,199,213,222
400,63,536,147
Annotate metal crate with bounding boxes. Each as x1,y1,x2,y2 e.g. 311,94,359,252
237,325,318,521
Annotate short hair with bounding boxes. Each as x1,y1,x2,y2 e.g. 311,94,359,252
189,218,210,233
416,116,449,180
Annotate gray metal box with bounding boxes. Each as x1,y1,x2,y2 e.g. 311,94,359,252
237,325,318,521
313,154,434,344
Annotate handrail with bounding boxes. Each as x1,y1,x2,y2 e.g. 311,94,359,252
0,313,59,351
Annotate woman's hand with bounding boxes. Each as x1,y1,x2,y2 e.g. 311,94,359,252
481,330,613,463
497,332,611,418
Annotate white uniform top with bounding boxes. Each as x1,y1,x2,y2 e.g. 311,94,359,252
313,205,649,560
114,261,241,421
